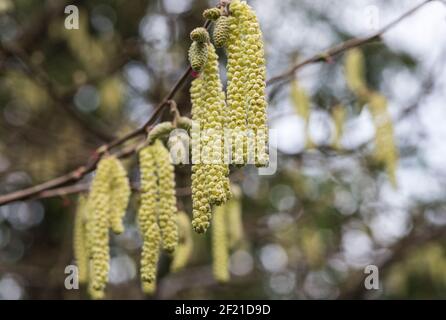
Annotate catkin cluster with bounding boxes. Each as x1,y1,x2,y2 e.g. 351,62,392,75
138,137,179,293
212,184,244,283
189,28,231,234
226,0,268,166
74,156,130,299
345,49,399,187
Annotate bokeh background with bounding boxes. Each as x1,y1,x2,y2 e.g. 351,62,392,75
1,0,446,299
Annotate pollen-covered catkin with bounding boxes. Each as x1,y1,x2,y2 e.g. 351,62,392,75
190,27,210,43
87,157,114,299
213,16,230,48
73,195,89,284
203,8,221,21
236,0,268,166
212,204,230,283
138,145,158,235
331,104,346,150
226,0,268,166
153,139,178,253
171,211,193,272
140,222,161,288
200,42,230,206
108,158,131,234
345,48,368,99
368,92,398,187
190,75,212,233
226,13,247,164
189,41,208,73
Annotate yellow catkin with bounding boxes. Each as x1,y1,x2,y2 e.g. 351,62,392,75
190,27,210,43
190,76,212,233
138,145,158,236
203,8,221,21
201,42,230,206
226,185,243,249
188,41,208,73
344,48,398,187
73,195,88,284
226,12,247,165
213,16,230,48
212,204,230,283
108,158,131,234
345,48,368,99
171,212,193,273
141,222,161,290
368,92,399,187
153,139,178,253
331,104,346,150
227,0,268,166
290,79,314,149
86,157,114,299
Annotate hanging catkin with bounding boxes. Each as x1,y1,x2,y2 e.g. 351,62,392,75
171,211,193,272
73,195,89,284
153,139,178,253
140,222,161,291
226,0,268,166
200,42,230,206
138,144,158,236
225,184,244,249
108,159,131,234
344,49,398,187
368,92,398,187
212,204,230,283
213,16,230,48
86,157,114,299
189,28,230,233
190,75,212,233
331,104,346,150
345,48,368,99
226,12,247,165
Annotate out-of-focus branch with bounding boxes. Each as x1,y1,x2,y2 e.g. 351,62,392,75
266,0,436,87
0,43,116,142
32,181,192,199
338,222,446,299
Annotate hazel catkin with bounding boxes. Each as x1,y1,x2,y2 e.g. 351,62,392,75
212,204,230,283
73,195,89,284
171,211,193,272
153,139,178,253
138,144,158,236
140,222,161,288
203,8,221,21
190,76,212,233
213,16,230,48
188,41,208,73
86,157,114,299
190,27,210,43
108,158,131,234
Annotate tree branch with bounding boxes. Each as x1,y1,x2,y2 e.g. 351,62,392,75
266,0,436,87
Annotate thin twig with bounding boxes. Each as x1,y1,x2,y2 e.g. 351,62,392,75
266,0,435,87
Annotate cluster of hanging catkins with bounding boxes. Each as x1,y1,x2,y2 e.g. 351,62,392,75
345,48,398,187
73,0,265,299
190,0,268,234
73,156,131,299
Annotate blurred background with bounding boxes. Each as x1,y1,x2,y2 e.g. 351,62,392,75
1,0,446,299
